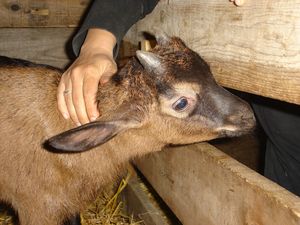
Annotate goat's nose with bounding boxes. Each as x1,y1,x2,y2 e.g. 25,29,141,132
226,104,256,128
227,112,255,123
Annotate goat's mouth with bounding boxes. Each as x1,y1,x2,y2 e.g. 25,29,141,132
216,123,256,138
219,129,253,138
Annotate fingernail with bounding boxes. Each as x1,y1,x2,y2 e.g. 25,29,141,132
76,122,81,127
90,116,97,121
63,113,69,119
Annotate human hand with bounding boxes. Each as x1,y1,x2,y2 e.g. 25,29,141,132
229,0,245,6
57,29,117,126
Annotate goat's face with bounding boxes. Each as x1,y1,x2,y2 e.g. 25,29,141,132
138,36,256,145
47,34,255,152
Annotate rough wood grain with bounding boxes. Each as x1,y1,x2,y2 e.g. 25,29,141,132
135,143,300,225
130,0,300,105
122,175,171,225
0,0,91,27
0,28,74,68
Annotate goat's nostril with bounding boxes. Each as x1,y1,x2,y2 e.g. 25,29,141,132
227,114,243,122
241,111,256,121
227,111,256,125
241,114,251,121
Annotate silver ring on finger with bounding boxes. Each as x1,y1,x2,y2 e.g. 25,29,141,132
63,89,71,95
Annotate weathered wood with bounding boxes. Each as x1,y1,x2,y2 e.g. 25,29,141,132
0,28,74,68
135,143,300,225
122,175,171,225
0,0,91,27
128,0,300,105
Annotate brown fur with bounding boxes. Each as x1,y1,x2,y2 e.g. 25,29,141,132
0,36,255,225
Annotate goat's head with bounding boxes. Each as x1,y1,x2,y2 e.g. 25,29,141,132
47,33,255,152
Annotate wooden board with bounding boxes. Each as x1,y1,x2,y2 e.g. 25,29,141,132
128,0,300,105
0,0,91,27
135,143,300,225
122,175,172,225
0,28,74,68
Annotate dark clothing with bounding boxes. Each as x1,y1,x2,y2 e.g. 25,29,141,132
72,0,158,56
71,0,300,196
252,100,300,196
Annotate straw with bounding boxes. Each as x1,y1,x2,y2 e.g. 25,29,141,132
0,172,142,225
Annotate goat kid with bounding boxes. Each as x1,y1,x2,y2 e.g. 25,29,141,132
0,34,255,225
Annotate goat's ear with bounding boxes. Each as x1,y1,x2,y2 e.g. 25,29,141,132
45,120,140,152
136,50,165,74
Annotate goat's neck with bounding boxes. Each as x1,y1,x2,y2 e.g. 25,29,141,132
60,127,164,183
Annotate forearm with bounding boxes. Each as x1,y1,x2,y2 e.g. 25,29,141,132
80,29,116,58
72,0,159,57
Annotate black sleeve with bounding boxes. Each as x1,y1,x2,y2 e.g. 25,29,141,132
72,0,159,57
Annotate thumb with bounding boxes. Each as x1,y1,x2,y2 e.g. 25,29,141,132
100,74,113,84
100,63,117,84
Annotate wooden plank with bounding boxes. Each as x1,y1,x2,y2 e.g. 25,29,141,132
0,28,74,68
0,0,91,27
0,28,138,69
135,143,300,225
129,0,300,105
122,175,172,225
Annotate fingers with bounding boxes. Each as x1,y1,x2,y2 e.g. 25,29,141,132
229,0,245,6
58,69,88,126
100,61,117,84
58,66,101,126
71,69,90,125
83,61,117,120
83,75,100,121
64,80,81,126
234,0,245,6
57,78,69,120
57,53,117,126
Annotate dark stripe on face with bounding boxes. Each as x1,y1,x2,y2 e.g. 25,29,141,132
156,82,175,99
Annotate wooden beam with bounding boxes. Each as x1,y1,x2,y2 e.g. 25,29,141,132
122,175,171,225
0,28,74,68
0,0,91,27
130,0,300,105
135,143,300,225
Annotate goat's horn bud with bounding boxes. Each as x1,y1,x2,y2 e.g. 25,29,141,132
156,32,170,46
136,50,164,74
152,28,170,46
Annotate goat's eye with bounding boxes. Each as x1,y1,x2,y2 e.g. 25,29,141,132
173,97,188,111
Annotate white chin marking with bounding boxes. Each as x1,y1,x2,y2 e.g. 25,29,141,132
216,125,238,132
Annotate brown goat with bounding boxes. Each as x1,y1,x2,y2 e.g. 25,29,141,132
0,34,255,225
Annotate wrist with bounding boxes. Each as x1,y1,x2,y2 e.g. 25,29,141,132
80,28,116,57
